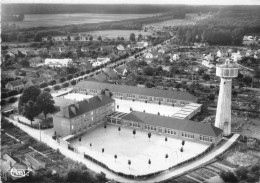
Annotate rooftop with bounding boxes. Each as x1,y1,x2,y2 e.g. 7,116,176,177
75,81,197,102
122,111,222,137
54,95,115,119
6,79,24,87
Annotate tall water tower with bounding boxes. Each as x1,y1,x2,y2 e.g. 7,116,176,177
215,59,238,136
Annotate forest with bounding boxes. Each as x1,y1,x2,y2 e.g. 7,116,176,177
175,6,260,45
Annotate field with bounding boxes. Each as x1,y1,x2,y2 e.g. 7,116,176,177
144,19,197,29
85,30,153,41
62,93,182,117
70,124,208,175
7,13,154,29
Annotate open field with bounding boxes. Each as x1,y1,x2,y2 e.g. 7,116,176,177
85,30,153,41
70,124,208,175
6,13,154,29
144,19,197,29
61,93,182,116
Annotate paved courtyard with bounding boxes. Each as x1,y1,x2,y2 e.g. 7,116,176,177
61,93,182,116
69,124,208,175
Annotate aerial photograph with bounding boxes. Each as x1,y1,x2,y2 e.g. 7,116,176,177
1,0,260,182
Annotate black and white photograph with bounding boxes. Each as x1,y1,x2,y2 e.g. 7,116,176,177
1,0,260,182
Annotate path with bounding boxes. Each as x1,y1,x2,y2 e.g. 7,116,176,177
6,117,239,183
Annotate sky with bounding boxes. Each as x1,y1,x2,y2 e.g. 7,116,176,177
3,0,260,5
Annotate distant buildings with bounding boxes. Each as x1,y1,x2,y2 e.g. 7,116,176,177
92,57,110,67
243,35,260,46
5,80,24,90
44,58,73,67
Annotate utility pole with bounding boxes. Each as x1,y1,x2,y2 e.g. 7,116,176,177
39,122,41,142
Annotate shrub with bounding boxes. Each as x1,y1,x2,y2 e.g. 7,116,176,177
235,167,248,180
54,85,61,90
8,90,18,97
220,170,238,183
71,80,76,85
67,75,73,80
1,92,8,99
62,83,69,88
1,100,7,106
80,71,85,76
44,87,51,92
8,97,17,103
59,77,66,83
19,88,23,94
39,82,48,88
48,80,56,86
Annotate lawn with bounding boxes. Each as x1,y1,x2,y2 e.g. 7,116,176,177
69,124,208,175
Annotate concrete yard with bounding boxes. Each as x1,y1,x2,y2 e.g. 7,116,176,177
69,125,208,175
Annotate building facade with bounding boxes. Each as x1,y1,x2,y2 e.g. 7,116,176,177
53,95,115,137
75,81,197,107
107,111,223,144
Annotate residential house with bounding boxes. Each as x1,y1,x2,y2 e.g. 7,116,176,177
93,73,109,82
5,79,24,90
23,152,46,170
158,49,166,54
53,94,115,137
134,41,149,49
25,78,48,87
28,57,43,67
37,69,58,81
44,58,73,67
145,52,154,59
202,60,214,68
115,65,128,77
104,69,119,80
117,45,125,51
170,54,180,62
231,51,242,62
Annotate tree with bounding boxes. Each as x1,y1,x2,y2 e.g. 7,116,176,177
133,129,136,138
148,159,151,169
39,82,48,88
235,167,248,180
118,126,121,135
102,148,104,155
220,171,238,183
20,59,30,67
23,101,40,126
114,155,117,163
1,99,7,106
67,35,71,41
180,147,184,152
43,87,51,92
203,74,210,81
8,90,18,97
98,36,102,42
182,140,185,146
71,80,76,85
79,137,81,145
67,74,73,80
129,33,136,42
165,137,168,144
8,97,17,103
54,85,61,90
37,91,55,120
62,82,69,88
48,80,56,86
138,34,143,41
20,85,41,105
89,35,93,41
144,67,154,76
128,160,131,170
59,77,66,83
104,124,107,132
148,132,151,142
90,143,92,149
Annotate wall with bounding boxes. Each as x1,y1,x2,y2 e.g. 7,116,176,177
53,115,71,137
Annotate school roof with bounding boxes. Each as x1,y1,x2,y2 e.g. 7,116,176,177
54,95,115,119
122,111,222,137
75,81,197,102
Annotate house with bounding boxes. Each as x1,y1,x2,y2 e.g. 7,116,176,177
158,49,166,54
204,53,214,62
243,36,259,46
231,51,242,62
171,54,180,62
37,70,58,81
93,73,109,82
117,45,125,51
28,57,43,67
145,52,154,59
115,65,128,77
202,60,214,68
104,69,119,80
134,41,149,49
44,58,73,67
25,78,48,87
161,65,171,72
217,50,222,58
53,94,115,137
97,57,110,64
5,79,24,90
23,152,46,170
1,154,29,182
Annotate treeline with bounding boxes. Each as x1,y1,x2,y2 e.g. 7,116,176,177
1,4,219,15
2,14,24,21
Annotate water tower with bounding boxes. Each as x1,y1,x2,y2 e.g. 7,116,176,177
215,59,238,136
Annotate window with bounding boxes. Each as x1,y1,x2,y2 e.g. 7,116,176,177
200,135,213,142
182,132,194,139
139,95,147,100
130,122,133,127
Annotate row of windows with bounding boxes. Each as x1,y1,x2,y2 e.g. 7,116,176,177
114,92,123,96
139,95,147,100
181,132,194,139
166,99,177,103
165,128,177,135
130,122,141,128
126,93,135,98
200,135,213,142
90,89,98,93
145,125,157,131
154,97,163,101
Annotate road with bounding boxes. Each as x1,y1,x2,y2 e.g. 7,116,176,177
7,117,239,183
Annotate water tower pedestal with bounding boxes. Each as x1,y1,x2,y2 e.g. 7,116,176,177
215,60,238,136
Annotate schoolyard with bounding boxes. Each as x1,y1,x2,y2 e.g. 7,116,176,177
69,125,208,175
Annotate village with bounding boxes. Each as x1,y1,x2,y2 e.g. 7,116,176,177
1,5,260,183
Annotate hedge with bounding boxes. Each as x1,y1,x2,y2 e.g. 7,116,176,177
59,77,66,83
17,119,53,129
8,90,19,97
48,80,56,86
67,75,73,80
54,85,61,90
40,82,48,88
1,100,7,106
1,92,8,99
62,83,69,88
43,87,51,92
8,97,18,103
